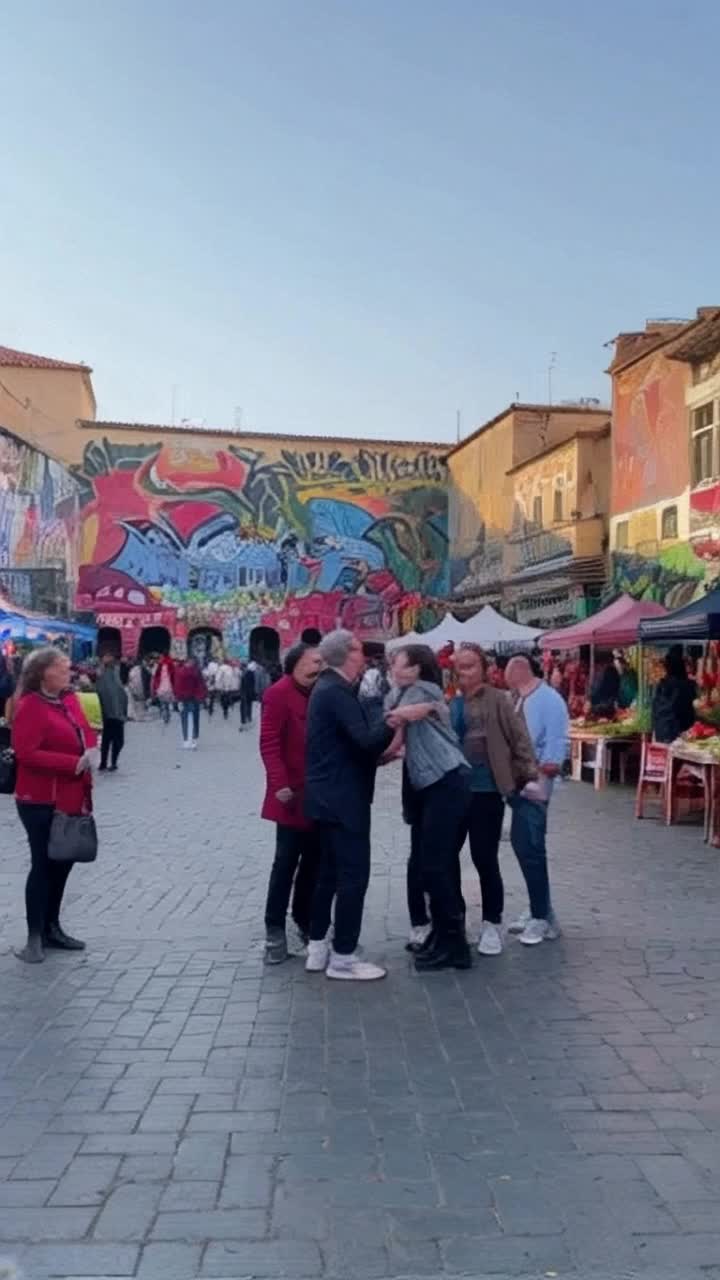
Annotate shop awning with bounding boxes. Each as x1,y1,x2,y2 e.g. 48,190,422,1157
540,593,667,650
638,587,720,643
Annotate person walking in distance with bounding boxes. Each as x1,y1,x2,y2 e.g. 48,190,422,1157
174,656,207,749
152,653,175,725
96,653,128,772
215,657,235,720
239,662,255,730
12,647,99,963
450,644,537,956
304,629,393,980
204,654,219,716
260,643,323,963
504,654,569,945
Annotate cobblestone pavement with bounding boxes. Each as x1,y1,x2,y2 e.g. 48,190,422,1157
2,712,720,1280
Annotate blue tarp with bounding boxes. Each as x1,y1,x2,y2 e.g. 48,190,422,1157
639,588,720,643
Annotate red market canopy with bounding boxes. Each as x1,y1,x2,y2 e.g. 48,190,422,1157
540,593,668,651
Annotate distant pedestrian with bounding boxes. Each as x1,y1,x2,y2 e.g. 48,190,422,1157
304,629,393,980
75,674,103,732
12,647,98,964
504,654,569,945
260,643,323,963
174,657,207,749
96,654,128,772
152,654,176,725
127,661,146,721
239,662,255,730
0,653,15,720
204,655,219,715
215,659,235,719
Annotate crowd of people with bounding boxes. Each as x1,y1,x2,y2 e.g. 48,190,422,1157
5,631,570,972
258,629,569,980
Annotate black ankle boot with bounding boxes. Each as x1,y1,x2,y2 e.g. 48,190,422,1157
414,927,472,972
44,923,86,951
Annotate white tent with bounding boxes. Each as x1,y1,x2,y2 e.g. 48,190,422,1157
407,611,469,650
385,630,424,651
460,605,541,650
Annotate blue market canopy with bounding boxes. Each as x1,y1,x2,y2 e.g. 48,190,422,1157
638,588,720,643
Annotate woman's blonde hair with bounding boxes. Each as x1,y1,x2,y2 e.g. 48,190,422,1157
19,646,67,696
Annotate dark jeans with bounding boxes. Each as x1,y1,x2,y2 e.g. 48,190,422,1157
207,691,216,716
407,821,430,928
100,718,124,769
17,802,73,938
180,700,200,740
413,767,471,936
465,790,505,924
310,822,371,956
219,692,232,719
264,825,321,936
509,795,551,920
240,693,253,725
159,698,172,725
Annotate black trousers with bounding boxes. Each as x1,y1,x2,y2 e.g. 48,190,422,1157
264,825,321,935
465,790,506,924
101,718,124,769
413,768,471,937
240,693,253,725
17,802,73,938
407,821,430,928
309,821,371,956
220,692,232,719
207,691,216,716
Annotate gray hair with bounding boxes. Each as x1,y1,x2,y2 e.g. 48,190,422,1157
318,628,355,670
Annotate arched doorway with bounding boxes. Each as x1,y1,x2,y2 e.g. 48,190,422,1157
139,626,171,659
97,626,121,659
301,627,322,646
188,626,223,664
249,625,280,666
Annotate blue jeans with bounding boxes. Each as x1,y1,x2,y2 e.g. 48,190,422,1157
180,699,200,741
508,795,551,920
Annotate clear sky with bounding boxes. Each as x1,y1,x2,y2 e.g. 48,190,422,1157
2,0,718,443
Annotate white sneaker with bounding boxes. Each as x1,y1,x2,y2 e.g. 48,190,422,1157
519,917,558,946
181,740,192,750
508,910,531,934
326,951,387,981
407,924,432,950
477,922,503,956
190,739,198,750
305,940,330,972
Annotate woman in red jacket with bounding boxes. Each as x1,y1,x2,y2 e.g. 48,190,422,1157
173,658,207,749
260,642,322,963
12,647,98,964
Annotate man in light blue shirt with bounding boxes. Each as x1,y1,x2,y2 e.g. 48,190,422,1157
504,654,569,945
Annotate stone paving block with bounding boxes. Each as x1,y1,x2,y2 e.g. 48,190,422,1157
0,1178,55,1205
151,1208,267,1240
119,1155,175,1183
218,1154,274,1208
50,1155,121,1206
201,1239,323,1276
0,1205,97,1240
159,1179,219,1210
93,1182,163,1241
17,1242,140,1277
638,1154,716,1201
136,1241,204,1279
172,1133,227,1181
441,1230,572,1274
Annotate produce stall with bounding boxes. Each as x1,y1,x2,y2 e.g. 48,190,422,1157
569,712,648,790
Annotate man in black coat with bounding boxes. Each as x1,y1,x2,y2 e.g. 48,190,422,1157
304,629,393,980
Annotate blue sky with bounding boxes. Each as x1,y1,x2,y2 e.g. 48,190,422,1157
2,0,718,443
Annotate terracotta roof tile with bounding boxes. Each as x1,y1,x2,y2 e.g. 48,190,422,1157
0,344,91,372
79,420,449,450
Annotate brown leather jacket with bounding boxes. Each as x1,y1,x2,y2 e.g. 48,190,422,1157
453,684,537,796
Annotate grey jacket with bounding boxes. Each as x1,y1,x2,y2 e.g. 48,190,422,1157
386,680,468,791
96,668,128,722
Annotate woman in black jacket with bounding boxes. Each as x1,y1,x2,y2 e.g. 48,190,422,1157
652,648,697,744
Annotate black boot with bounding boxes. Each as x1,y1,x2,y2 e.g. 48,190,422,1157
415,923,472,972
44,923,86,951
15,934,44,964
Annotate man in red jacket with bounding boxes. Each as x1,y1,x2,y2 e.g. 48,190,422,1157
260,642,322,963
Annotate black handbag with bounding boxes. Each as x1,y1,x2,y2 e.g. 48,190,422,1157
0,746,16,795
48,810,98,863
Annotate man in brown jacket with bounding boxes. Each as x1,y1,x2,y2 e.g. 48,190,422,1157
449,644,537,956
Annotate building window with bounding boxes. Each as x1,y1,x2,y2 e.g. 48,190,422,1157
661,505,678,540
553,486,563,522
692,400,718,485
616,521,629,550
532,495,543,526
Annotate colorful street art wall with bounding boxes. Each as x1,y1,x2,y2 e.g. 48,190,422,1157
73,436,448,656
611,352,688,516
610,545,704,610
0,425,80,613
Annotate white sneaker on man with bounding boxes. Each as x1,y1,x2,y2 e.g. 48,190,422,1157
519,917,559,945
181,740,192,750
305,940,330,972
190,739,198,750
477,922,503,956
326,951,386,981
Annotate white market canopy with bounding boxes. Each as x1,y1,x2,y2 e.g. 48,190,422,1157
387,606,540,653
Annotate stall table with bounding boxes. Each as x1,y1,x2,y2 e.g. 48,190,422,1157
667,743,718,845
569,729,640,790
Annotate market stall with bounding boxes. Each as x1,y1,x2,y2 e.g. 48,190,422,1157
458,605,540,651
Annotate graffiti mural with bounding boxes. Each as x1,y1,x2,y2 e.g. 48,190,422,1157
0,426,80,612
611,545,705,610
74,437,448,655
612,353,688,515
